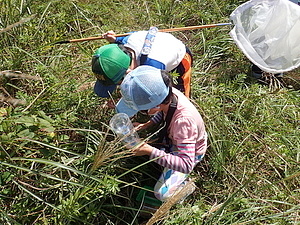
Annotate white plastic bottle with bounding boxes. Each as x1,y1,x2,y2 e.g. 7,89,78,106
109,113,140,148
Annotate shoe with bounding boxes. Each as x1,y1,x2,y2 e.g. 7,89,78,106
251,64,284,79
274,73,284,78
251,64,263,78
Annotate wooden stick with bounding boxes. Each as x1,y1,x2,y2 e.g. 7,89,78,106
158,23,232,33
56,33,130,44
55,22,231,44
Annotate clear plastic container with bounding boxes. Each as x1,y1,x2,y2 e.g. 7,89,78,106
109,113,140,148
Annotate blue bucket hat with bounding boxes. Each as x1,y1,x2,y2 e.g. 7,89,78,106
116,65,169,117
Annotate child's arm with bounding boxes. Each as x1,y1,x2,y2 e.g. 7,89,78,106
133,111,163,131
133,120,155,131
102,30,136,44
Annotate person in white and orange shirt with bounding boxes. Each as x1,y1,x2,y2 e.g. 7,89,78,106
92,27,193,99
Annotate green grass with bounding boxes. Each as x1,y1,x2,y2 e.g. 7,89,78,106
1,0,300,224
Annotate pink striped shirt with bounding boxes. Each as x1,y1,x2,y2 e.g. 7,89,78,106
150,88,207,174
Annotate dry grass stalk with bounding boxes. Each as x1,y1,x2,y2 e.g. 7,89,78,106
0,70,42,81
0,14,36,34
91,144,118,171
0,94,26,106
91,134,134,171
259,72,284,92
201,202,223,218
146,179,196,225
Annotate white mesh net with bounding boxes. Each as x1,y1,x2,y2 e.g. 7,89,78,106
230,0,300,73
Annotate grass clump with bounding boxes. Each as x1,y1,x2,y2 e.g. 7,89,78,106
1,0,299,224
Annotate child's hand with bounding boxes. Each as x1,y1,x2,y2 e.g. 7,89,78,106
132,122,145,131
106,99,116,109
101,99,116,109
132,142,153,156
102,30,116,43
133,120,154,131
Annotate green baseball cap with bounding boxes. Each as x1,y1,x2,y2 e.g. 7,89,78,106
92,44,131,85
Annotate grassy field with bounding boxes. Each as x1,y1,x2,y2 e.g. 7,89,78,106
1,0,299,224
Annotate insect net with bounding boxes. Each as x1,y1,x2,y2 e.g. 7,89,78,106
229,0,300,73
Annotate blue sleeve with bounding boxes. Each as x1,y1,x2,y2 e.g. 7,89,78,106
115,31,136,45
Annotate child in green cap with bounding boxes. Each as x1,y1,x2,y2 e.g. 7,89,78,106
92,28,193,99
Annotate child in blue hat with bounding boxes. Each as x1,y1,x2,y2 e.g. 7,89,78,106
116,65,207,202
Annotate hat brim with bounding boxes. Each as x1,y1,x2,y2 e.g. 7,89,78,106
116,98,138,118
94,79,117,98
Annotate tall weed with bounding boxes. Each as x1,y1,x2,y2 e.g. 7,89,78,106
1,0,299,224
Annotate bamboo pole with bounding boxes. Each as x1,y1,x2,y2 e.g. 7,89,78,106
55,22,231,44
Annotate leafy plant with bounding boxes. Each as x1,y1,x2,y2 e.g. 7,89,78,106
1,0,299,224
